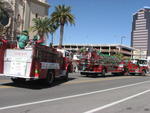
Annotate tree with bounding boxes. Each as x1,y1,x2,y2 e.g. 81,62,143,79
31,17,54,41
51,5,75,48
114,53,124,60
49,22,59,46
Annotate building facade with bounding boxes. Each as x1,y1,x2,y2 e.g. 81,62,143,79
131,8,150,59
1,0,49,40
54,44,133,58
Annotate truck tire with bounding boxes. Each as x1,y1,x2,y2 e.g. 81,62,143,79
62,71,69,81
102,69,106,76
86,74,89,77
130,73,135,76
123,68,129,76
45,72,54,86
141,70,146,76
123,71,129,76
11,78,26,84
112,72,121,76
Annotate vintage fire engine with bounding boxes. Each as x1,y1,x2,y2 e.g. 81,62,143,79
0,42,73,85
127,59,149,76
79,49,127,76
79,48,149,76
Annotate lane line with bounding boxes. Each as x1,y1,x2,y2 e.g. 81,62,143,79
83,89,150,113
0,80,10,82
0,86,13,88
64,76,136,85
0,80,150,110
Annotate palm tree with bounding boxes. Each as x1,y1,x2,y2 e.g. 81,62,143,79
49,22,59,46
51,5,75,48
31,17,53,41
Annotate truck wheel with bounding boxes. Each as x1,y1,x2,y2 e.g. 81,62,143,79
86,74,89,77
141,70,146,76
63,71,69,81
102,69,106,76
130,73,135,76
45,72,54,85
11,78,26,84
112,73,120,76
123,71,129,76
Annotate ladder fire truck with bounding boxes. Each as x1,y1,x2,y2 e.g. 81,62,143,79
79,49,126,76
0,41,73,85
79,49,148,76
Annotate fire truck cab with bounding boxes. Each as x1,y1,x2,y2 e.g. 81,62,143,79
128,59,149,76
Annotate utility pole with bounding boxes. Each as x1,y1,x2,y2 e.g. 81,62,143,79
121,36,126,45
140,48,141,59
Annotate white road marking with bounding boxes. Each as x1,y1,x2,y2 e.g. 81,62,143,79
0,80,150,110
83,89,150,113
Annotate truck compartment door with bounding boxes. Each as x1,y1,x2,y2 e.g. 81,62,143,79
4,49,33,78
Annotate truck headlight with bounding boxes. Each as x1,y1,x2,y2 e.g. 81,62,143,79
119,64,124,67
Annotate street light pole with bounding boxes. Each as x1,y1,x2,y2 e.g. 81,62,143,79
121,36,126,45
140,48,141,59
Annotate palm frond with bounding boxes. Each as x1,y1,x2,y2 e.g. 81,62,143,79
51,5,75,26
31,17,54,37
50,4,75,47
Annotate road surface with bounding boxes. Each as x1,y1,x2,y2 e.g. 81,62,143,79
0,73,150,113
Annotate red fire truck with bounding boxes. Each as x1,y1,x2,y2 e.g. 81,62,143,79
127,59,149,76
0,44,73,85
0,38,17,74
79,49,127,76
79,49,148,76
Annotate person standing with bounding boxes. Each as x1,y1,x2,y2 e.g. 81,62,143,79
0,36,8,49
33,35,45,46
16,30,29,49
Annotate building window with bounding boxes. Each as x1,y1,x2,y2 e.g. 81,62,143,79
17,14,21,26
35,13,38,18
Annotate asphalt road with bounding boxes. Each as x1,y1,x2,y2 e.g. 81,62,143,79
0,73,150,113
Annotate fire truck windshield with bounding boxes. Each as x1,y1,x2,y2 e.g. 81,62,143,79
138,60,147,65
131,59,148,66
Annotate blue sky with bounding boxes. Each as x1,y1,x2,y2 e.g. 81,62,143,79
47,0,150,46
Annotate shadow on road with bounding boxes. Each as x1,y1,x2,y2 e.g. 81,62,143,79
80,74,150,78
0,77,76,90
1,73,150,89
80,74,123,78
